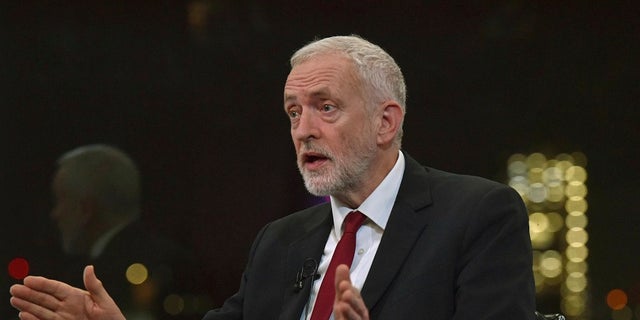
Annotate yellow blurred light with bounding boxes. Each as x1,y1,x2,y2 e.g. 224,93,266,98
566,165,587,182
546,182,565,202
508,160,528,177
566,245,588,262
556,160,574,172
544,275,563,286
546,212,564,232
566,228,589,245
562,295,586,316
566,198,588,213
526,153,547,169
565,181,588,198
509,176,530,197
528,183,547,203
126,263,149,285
612,306,633,320
540,251,563,278
565,261,588,275
529,212,549,233
565,273,587,293
566,212,588,229
528,168,544,183
543,167,563,185
507,152,590,316
507,153,527,164
164,294,185,315
555,153,575,163
530,231,554,250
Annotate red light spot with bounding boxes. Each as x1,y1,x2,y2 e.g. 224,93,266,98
8,257,30,280
607,288,628,310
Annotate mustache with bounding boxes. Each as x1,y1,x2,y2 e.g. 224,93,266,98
298,142,332,159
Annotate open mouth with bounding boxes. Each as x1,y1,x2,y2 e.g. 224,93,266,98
302,152,329,169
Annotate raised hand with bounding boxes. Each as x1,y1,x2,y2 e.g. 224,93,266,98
333,264,369,320
10,265,125,320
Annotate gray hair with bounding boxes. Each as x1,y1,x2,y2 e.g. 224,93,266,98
57,144,141,219
290,35,406,145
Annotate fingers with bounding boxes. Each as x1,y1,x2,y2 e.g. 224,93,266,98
23,275,78,299
83,265,123,316
334,264,352,293
10,294,57,320
16,311,40,320
83,265,111,305
333,264,369,320
10,282,64,313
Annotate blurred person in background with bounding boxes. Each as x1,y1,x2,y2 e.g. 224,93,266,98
43,144,196,320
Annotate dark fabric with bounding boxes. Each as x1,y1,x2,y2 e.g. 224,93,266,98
203,152,536,320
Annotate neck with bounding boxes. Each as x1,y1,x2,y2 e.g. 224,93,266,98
333,149,399,208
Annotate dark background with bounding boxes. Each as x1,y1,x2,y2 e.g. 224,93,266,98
2,1,639,319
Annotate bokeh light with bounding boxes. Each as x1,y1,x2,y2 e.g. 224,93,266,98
566,212,588,229
540,250,563,278
566,245,588,262
562,293,587,316
611,306,633,320
566,166,587,183
566,228,588,246
126,263,149,285
508,152,589,319
529,212,549,233
607,289,628,310
566,198,588,213
565,261,588,275
565,181,587,198
164,294,185,315
8,257,30,280
565,272,588,293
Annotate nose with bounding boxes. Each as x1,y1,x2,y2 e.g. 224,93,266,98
292,109,320,142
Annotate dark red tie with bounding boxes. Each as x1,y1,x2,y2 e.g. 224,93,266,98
310,211,366,320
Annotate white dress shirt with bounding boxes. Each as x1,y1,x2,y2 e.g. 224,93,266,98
301,151,405,320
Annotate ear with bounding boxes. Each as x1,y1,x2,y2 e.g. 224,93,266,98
376,101,404,146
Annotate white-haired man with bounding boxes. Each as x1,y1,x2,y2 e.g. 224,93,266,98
10,36,535,320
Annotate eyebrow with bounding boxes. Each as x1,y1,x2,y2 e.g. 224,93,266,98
284,87,331,104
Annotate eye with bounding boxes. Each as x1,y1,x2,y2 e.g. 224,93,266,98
321,104,336,112
287,107,301,119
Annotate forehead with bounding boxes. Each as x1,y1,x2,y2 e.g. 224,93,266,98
284,54,359,98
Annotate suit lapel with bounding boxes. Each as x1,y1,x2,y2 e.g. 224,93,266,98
279,205,333,320
361,153,433,311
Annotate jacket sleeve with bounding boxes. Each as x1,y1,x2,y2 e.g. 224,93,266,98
453,185,536,320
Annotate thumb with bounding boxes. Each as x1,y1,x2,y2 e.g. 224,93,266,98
334,264,352,298
83,265,113,304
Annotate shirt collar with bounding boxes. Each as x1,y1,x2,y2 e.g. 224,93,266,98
329,151,405,236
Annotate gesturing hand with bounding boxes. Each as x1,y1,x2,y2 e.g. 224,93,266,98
333,264,369,320
10,265,125,320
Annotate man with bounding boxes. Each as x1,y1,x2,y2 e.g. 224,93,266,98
10,36,535,320
34,144,194,320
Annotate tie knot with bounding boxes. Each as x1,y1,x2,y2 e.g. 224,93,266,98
343,211,366,234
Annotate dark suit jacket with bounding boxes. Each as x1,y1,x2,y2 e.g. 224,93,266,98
204,153,536,320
